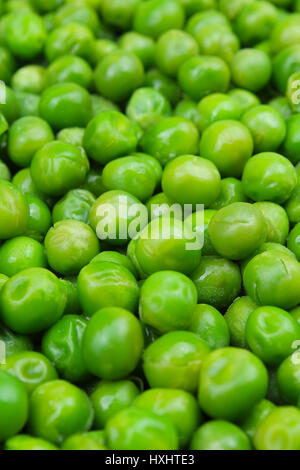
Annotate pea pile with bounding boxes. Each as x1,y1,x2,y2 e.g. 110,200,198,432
2,0,300,452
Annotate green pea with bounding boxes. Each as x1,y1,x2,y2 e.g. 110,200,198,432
241,105,286,153
0,323,32,357
234,1,278,46
54,2,100,34
25,194,52,241
190,420,251,450
254,406,300,450
200,120,253,178
77,261,139,316
287,222,300,261
133,0,185,39
60,278,81,316
246,306,300,366
94,51,144,103
162,155,221,207
83,111,138,165
271,13,300,55
174,99,201,129
0,267,66,334
143,331,210,393
0,236,47,277
191,256,241,310
119,32,155,69
231,49,272,92
90,251,138,279
198,347,268,421
100,0,141,31
42,315,90,383
282,115,300,165
241,399,276,444
277,355,300,405
134,388,200,448
194,24,240,64
179,0,216,17
242,152,297,204
90,380,140,429
268,96,292,121
39,82,92,130
89,39,118,66
219,0,253,21
81,168,106,197
178,55,230,102
15,90,40,118
0,46,16,84
5,434,58,450
142,117,199,167
145,68,181,106
31,141,90,197
0,86,20,124
45,23,94,63
45,220,99,276
209,202,266,260
8,116,54,168
106,407,179,450
126,88,171,131
254,201,289,245
47,55,93,89
1,351,58,394
0,180,29,240
273,45,300,94
82,307,144,380
186,9,230,37
52,189,95,225
11,65,48,95
0,159,11,181
198,93,242,132
210,177,248,210
189,304,230,349
131,216,202,276
61,431,107,450
28,380,94,445
224,296,258,348
228,88,261,114
243,251,300,310
0,370,28,441
139,271,198,334
5,11,46,59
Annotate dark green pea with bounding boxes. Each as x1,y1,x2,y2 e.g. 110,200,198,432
277,355,300,405
224,296,258,348
42,315,90,383
60,278,81,316
174,99,201,129
0,323,33,357
273,45,300,94
81,168,106,197
101,0,142,31
189,304,230,349
90,380,140,428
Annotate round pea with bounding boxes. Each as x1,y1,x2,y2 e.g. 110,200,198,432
0,236,47,277
190,420,251,450
189,304,230,349
254,407,300,450
0,370,28,441
231,49,272,92
0,180,29,240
